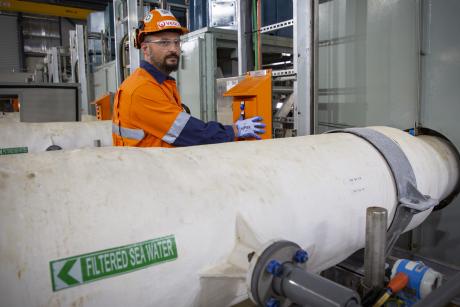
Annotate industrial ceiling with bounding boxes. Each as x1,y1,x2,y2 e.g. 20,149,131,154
27,0,111,11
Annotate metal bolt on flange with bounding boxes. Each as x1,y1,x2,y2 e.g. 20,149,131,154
266,259,282,276
293,249,309,263
265,297,280,307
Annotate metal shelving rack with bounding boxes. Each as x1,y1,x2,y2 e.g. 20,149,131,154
113,0,145,86
237,0,314,136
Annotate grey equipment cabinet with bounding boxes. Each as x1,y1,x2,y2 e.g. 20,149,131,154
175,27,292,122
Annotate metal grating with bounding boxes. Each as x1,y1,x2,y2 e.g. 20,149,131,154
272,69,295,77
272,69,296,81
260,19,294,33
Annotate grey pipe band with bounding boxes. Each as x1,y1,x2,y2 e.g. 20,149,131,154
415,127,460,211
328,128,438,256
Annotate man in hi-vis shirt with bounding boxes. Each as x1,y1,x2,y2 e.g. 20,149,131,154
112,9,265,147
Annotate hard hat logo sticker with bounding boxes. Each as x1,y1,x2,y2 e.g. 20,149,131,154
157,20,181,28
144,13,153,23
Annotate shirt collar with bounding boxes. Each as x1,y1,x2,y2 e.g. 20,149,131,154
140,60,175,84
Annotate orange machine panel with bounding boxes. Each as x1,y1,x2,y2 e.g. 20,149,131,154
224,70,272,140
12,98,20,112
91,93,113,120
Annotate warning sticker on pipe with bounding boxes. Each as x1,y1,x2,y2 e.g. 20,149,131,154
50,235,178,291
0,147,28,155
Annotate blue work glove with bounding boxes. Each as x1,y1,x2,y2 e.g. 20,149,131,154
235,116,266,140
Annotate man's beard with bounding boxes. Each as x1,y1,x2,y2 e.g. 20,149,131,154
150,54,179,74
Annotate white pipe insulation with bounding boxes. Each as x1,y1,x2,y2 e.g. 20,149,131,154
0,120,112,153
0,127,458,307
0,112,20,123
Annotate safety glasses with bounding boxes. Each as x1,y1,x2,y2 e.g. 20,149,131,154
143,39,181,48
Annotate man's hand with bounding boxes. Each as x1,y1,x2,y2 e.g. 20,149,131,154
234,116,266,140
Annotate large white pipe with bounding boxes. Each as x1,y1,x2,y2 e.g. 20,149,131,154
0,121,111,153
0,112,20,123
0,127,458,306
0,113,97,123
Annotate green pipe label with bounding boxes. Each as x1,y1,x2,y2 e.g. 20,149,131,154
0,147,28,155
50,235,178,291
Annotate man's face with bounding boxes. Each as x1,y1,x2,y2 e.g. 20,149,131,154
141,31,181,74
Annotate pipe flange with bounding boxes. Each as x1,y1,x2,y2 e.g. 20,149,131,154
247,240,307,307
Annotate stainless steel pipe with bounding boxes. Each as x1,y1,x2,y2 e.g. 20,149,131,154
363,206,388,290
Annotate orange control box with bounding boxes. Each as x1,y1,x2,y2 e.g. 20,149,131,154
91,93,113,120
223,70,272,139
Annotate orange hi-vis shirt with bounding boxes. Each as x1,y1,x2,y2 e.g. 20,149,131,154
112,61,235,147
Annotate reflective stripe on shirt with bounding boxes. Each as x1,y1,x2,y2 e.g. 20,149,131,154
162,112,191,144
112,123,145,140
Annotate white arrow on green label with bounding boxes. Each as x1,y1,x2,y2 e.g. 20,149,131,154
50,235,178,291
